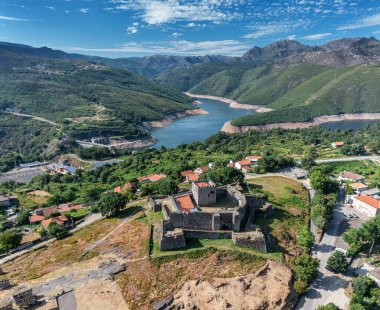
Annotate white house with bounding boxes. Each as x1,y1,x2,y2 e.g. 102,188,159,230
235,160,251,170
350,183,369,194
352,195,380,218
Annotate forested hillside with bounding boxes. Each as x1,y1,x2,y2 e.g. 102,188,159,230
0,44,192,168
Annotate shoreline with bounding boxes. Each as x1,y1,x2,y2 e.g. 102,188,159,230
221,113,380,133
185,92,274,113
143,108,209,129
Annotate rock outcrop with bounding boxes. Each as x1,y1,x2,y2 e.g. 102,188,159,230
159,261,297,310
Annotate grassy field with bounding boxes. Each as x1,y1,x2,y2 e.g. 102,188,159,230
247,176,309,267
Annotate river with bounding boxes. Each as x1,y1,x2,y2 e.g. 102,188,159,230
151,98,380,148
151,98,256,148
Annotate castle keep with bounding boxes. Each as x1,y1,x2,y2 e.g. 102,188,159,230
159,181,268,252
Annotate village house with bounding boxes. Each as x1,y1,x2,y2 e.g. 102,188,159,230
339,171,365,183
332,141,345,148
50,163,77,175
30,204,84,224
137,174,166,183
350,182,369,193
194,164,212,174
369,268,380,286
0,196,19,209
113,182,137,193
245,155,262,163
41,215,69,230
351,195,380,218
13,288,37,309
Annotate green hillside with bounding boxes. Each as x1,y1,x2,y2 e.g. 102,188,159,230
232,66,380,126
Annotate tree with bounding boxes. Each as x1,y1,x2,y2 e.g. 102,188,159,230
0,232,22,253
343,228,363,255
156,178,179,195
300,157,316,170
47,222,68,240
97,192,128,218
294,280,309,295
352,276,375,297
202,167,244,185
310,171,332,193
349,304,366,310
316,303,338,310
295,253,319,285
17,210,30,226
298,226,314,248
327,251,349,273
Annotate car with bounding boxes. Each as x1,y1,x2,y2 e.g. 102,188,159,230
343,212,351,219
349,213,358,219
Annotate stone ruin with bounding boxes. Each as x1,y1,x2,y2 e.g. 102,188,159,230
159,181,268,252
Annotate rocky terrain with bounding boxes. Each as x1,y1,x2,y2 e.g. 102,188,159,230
160,261,297,310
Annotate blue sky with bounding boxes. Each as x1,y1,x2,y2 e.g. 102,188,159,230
0,0,380,57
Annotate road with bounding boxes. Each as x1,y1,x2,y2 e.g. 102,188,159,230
296,188,367,309
316,155,380,164
2,110,60,127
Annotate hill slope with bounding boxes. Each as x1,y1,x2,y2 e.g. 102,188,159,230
0,44,192,165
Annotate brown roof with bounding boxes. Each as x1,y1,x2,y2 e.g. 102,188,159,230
237,160,251,166
187,173,200,182
341,171,365,181
246,156,262,160
181,170,194,177
196,181,213,188
354,195,380,209
333,141,345,146
176,195,195,213
29,215,45,224
350,183,368,189
42,215,69,229
137,174,166,182
35,207,59,217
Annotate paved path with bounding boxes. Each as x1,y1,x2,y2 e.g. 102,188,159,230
316,155,380,164
296,188,355,309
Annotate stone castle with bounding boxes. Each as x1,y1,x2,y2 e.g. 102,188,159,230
158,180,268,252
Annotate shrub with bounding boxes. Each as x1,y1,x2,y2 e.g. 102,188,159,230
316,303,338,310
294,280,309,295
352,276,375,297
327,251,349,273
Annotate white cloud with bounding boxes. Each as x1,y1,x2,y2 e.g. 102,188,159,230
0,15,28,21
45,6,56,11
127,22,139,34
110,0,241,25
79,8,89,13
338,13,380,30
64,39,251,56
171,32,183,38
243,21,308,39
303,33,332,40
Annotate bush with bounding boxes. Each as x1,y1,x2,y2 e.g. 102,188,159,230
47,222,68,240
298,226,314,248
352,276,375,296
295,253,319,285
17,210,30,226
327,251,349,273
0,232,22,252
316,303,338,310
97,192,128,218
294,280,309,295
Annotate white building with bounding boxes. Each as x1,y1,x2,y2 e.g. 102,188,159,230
352,195,380,218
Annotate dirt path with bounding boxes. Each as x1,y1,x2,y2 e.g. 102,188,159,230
2,111,60,127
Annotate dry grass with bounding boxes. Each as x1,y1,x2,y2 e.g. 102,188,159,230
117,251,266,310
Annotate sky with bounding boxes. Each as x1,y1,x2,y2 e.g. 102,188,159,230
0,0,380,58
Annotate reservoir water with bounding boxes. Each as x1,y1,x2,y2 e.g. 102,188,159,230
152,98,256,148
151,98,380,148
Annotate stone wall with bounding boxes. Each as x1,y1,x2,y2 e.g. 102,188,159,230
232,231,267,253
160,221,186,251
148,197,162,212
192,182,217,206
184,230,232,239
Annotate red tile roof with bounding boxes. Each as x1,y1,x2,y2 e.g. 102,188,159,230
198,166,210,172
333,141,345,146
196,181,213,188
137,174,166,182
29,215,45,224
176,195,195,213
237,160,251,166
113,182,136,193
242,165,252,171
354,195,380,209
181,170,194,177
57,204,84,213
41,215,69,229
350,183,368,189
187,173,200,182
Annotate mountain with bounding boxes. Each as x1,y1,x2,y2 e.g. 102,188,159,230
0,42,192,164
